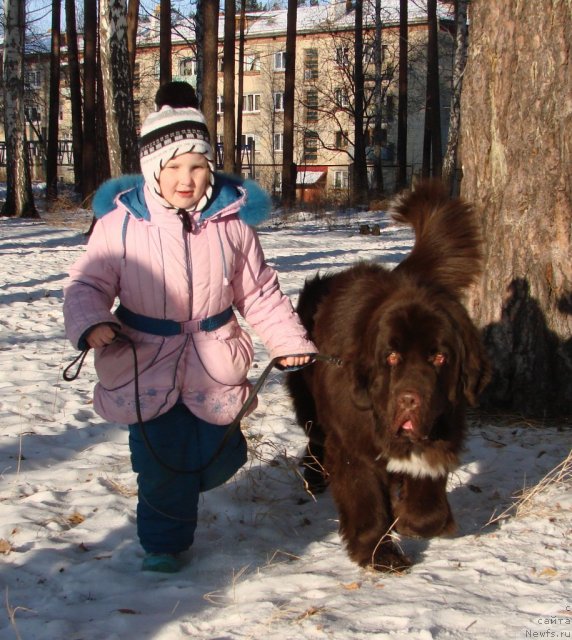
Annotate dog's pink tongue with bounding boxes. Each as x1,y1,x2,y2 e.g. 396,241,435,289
401,420,414,431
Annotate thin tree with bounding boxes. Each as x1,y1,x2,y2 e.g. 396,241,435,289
160,0,172,85
396,0,408,190
352,0,368,204
127,0,140,78
442,0,468,194
371,0,384,196
422,0,442,177
46,0,61,203
235,0,246,173
1,0,38,218
223,0,236,173
82,0,98,202
281,0,297,207
65,0,83,193
200,0,219,147
461,0,572,416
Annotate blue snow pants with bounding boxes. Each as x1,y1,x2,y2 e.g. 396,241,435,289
128,403,247,554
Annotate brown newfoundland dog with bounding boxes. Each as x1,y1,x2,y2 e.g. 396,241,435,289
286,181,490,571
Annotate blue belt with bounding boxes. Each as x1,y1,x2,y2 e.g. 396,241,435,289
115,304,233,336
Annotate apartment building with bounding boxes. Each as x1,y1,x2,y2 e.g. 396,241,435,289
16,0,454,198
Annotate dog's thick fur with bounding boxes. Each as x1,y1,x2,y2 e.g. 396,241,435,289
286,181,490,571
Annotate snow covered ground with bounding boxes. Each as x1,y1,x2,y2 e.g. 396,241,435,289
0,206,570,640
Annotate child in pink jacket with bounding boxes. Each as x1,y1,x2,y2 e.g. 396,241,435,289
63,84,316,573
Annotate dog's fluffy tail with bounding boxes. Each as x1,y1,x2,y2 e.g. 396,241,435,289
389,180,483,296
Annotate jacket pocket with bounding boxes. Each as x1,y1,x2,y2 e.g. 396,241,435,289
192,317,254,386
93,336,171,391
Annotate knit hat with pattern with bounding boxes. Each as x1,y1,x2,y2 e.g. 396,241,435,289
139,104,215,211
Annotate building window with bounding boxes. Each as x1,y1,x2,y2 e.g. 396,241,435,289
304,48,319,80
303,131,319,162
333,170,349,189
273,133,284,152
244,54,260,72
243,94,261,113
274,171,282,193
274,51,286,71
241,134,257,152
179,57,197,77
305,90,318,122
273,92,284,112
335,130,348,149
335,46,350,67
24,106,41,122
24,70,42,88
385,94,395,121
335,88,350,109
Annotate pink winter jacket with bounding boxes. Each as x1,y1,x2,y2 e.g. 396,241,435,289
63,173,316,426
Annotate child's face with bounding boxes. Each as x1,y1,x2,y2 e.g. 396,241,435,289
158,152,211,210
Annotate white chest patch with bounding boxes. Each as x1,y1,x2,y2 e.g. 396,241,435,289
386,452,454,479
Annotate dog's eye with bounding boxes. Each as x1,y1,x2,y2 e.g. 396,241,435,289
430,352,447,367
386,351,402,366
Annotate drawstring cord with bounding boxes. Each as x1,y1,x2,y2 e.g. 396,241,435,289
63,332,342,476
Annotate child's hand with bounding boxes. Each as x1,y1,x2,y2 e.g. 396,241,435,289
86,324,117,349
276,354,313,369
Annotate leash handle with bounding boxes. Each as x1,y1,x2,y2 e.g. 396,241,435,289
62,348,90,381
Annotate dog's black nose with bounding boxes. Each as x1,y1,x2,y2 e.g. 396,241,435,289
398,391,421,411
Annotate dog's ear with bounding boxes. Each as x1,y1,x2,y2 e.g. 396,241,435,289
461,338,491,406
349,358,373,409
454,312,491,405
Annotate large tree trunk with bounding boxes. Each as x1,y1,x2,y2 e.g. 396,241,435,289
1,0,37,218
46,0,61,203
66,0,83,194
460,0,572,417
99,0,139,176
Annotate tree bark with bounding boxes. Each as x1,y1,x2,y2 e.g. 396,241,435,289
82,0,98,202
99,0,139,176
223,0,236,173
1,0,37,218
46,0,61,203
201,0,219,147
396,0,408,190
422,0,442,178
442,0,468,195
281,0,297,207
65,0,83,193
352,0,368,205
127,0,140,78
160,0,172,85
460,0,572,417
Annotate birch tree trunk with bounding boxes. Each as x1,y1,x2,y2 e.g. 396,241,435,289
460,0,572,417
1,0,38,218
99,0,139,177
442,0,468,194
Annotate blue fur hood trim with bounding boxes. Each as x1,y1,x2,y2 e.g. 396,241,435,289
92,173,272,226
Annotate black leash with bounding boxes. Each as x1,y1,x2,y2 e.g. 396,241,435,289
63,333,341,476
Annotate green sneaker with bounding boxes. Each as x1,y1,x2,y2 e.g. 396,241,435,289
141,553,181,573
